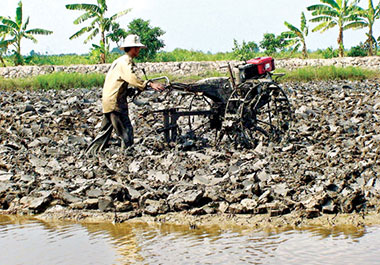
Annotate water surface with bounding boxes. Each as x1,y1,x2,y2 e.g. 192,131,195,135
0,215,379,265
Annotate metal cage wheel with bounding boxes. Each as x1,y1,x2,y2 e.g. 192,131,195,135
238,81,292,143
219,87,253,147
184,93,216,141
184,78,231,143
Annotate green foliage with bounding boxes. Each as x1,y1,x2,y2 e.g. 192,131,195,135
88,43,119,63
279,66,377,82
153,48,235,62
0,32,8,66
126,18,165,62
4,45,379,67
347,44,368,57
155,48,202,61
0,72,105,90
107,21,128,46
66,0,130,63
356,0,380,55
0,48,333,66
0,1,52,65
259,33,289,55
3,46,365,66
232,39,259,61
24,53,91,65
260,33,277,55
1,66,379,91
282,12,309,58
307,0,365,57
324,47,339,58
15,52,122,65
315,47,340,59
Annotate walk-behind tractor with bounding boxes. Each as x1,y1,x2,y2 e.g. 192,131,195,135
142,57,293,148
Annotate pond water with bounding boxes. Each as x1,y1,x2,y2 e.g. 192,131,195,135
0,215,379,265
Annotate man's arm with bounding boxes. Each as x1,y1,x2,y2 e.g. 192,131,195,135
119,61,148,91
120,61,165,91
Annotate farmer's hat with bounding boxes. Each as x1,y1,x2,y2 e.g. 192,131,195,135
119,34,146,49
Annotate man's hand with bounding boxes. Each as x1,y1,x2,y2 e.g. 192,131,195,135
150,82,165,91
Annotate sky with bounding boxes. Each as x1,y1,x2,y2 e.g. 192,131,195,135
1,0,378,55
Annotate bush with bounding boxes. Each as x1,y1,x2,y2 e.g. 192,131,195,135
232,39,259,61
259,33,290,56
127,18,165,62
347,45,367,57
318,47,340,59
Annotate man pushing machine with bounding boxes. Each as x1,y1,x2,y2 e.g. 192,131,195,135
86,34,164,155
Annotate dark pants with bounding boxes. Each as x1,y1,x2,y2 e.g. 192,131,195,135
86,111,133,155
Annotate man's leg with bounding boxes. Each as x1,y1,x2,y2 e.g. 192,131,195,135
85,113,113,155
110,112,134,149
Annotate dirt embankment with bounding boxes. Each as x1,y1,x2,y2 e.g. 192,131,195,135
1,79,380,227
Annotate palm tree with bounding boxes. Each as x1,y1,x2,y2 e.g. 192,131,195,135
66,0,130,63
0,1,53,65
356,0,380,56
307,0,365,57
283,12,309,58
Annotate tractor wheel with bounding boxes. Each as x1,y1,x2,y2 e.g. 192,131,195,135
238,82,293,143
185,93,215,142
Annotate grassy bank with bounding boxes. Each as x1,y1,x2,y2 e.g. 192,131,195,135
0,66,378,90
0,70,227,91
279,66,379,82
0,72,105,91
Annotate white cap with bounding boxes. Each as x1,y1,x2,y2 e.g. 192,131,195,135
119,34,146,49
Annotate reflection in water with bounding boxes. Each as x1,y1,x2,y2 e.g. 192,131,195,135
0,215,379,265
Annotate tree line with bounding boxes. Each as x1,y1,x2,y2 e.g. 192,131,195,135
1,0,379,66
0,0,164,66
234,0,380,60
283,0,380,58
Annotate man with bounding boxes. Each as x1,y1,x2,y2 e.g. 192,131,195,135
86,34,164,155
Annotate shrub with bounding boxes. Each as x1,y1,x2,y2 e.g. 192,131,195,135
319,47,340,59
232,39,259,61
347,45,367,57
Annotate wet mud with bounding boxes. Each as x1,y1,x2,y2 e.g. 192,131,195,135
1,79,380,227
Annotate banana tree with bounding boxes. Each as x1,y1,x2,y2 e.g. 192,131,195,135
0,31,9,66
0,1,53,65
356,0,380,55
66,0,130,63
307,0,365,57
283,12,309,58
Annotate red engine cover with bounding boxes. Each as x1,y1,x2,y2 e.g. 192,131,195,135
247,57,275,75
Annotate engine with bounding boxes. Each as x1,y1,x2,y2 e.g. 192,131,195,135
237,57,275,83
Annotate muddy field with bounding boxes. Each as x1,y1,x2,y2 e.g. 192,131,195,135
1,79,380,227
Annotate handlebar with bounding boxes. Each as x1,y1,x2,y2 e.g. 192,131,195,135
149,76,171,86
147,76,171,90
